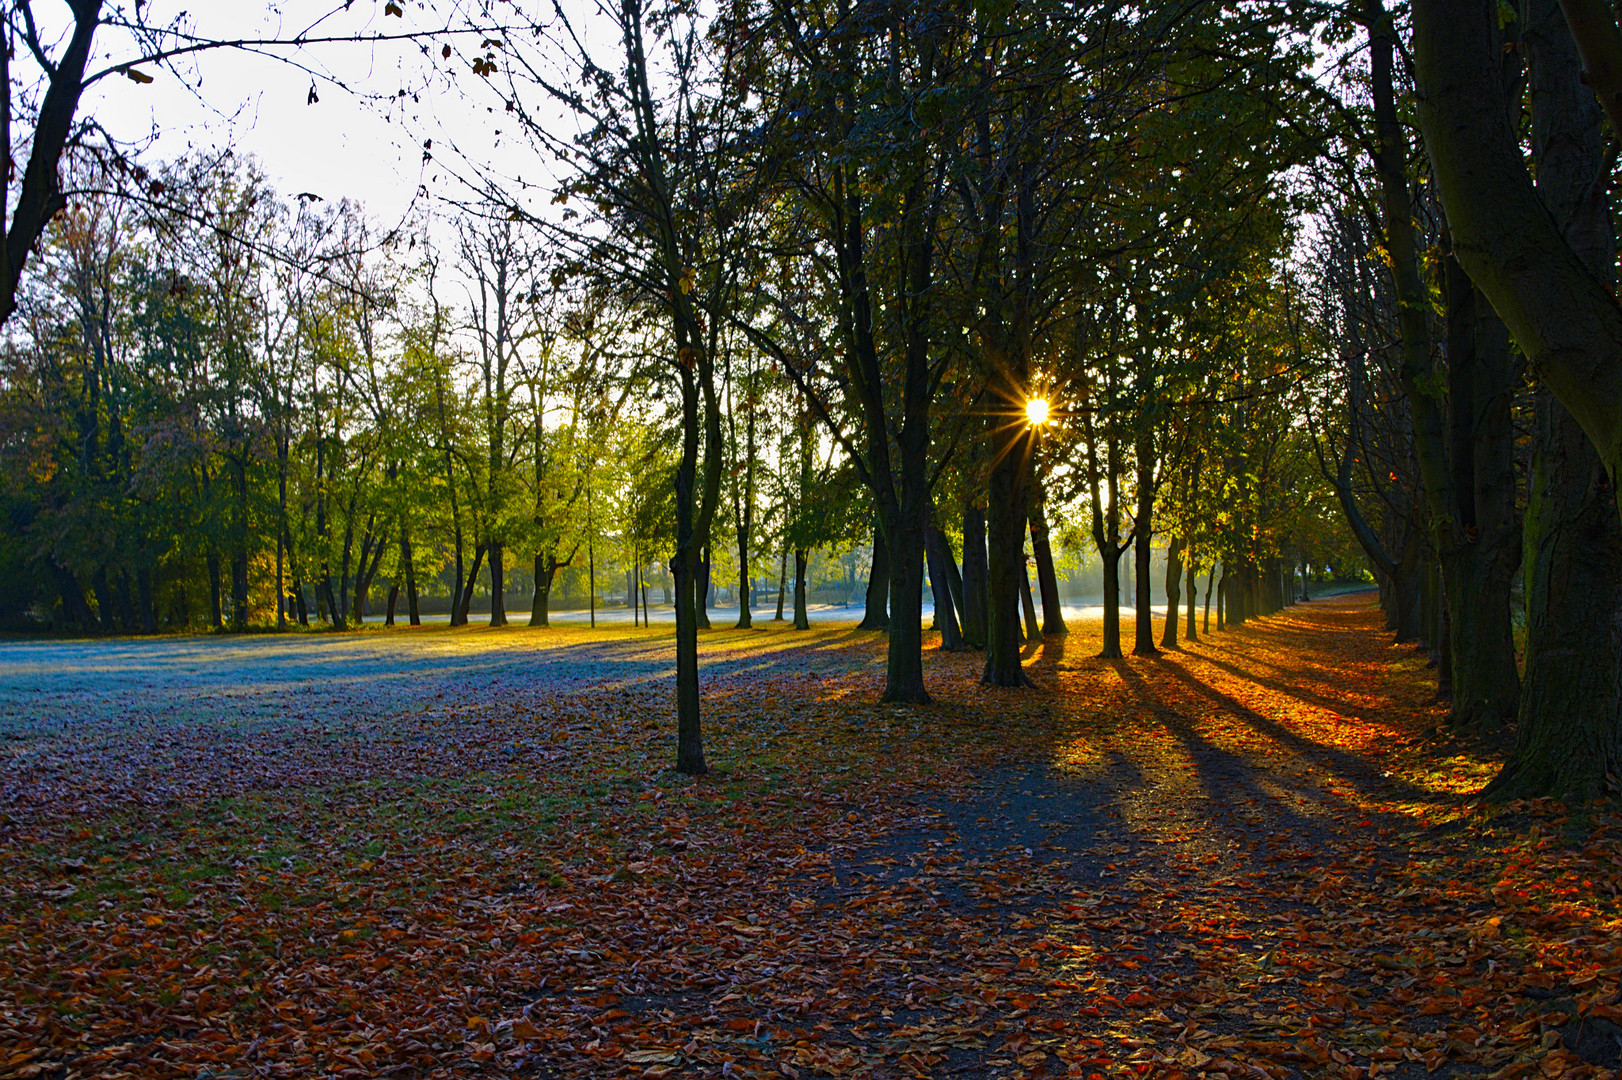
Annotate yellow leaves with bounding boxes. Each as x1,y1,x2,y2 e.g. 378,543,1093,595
678,267,696,294
142,914,163,928
121,67,154,85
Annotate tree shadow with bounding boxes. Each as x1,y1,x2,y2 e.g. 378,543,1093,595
1146,655,1430,803
1103,658,1348,836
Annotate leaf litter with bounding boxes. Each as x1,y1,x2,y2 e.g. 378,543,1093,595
0,597,1619,1080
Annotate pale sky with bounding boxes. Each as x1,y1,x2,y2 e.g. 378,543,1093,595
78,2,583,230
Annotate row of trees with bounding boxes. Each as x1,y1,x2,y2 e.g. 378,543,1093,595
21,0,1563,792
0,155,899,635
1278,0,1622,803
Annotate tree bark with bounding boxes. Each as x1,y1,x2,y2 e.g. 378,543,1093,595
925,519,963,651
1029,487,1066,636
1019,561,1041,645
1413,0,1622,484
1131,493,1157,655
695,544,712,631
735,521,752,629
859,515,890,630
457,544,487,625
488,540,507,627
793,548,810,630
1185,561,1198,643
1483,0,1622,798
1162,535,1183,650
1203,563,1216,635
983,424,1034,686
960,503,989,649
1100,548,1125,657
775,549,787,621
401,525,420,626
1438,258,1523,729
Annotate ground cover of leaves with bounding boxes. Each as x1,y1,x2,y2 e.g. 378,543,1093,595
1,595,1620,1080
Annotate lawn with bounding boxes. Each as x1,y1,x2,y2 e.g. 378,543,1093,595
1,596,1619,1080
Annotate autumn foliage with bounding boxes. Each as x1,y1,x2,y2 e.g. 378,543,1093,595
1,596,1619,1079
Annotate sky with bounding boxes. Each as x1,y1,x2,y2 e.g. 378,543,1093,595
76,1,580,231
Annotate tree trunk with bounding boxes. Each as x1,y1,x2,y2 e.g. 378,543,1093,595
735,523,752,629
1216,566,1227,630
1438,256,1523,729
449,524,467,627
775,549,787,621
673,537,704,771
1490,389,1622,798
793,548,810,630
489,540,507,627
1100,546,1125,658
925,520,963,651
386,584,398,626
983,425,1034,686
960,503,989,649
352,524,386,628
884,514,931,701
457,544,487,625
530,552,557,627
859,515,889,630
1203,563,1216,635
1019,562,1040,644
1029,487,1067,636
695,545,712,630
1132,511,1157,656
1412,0,1622,484
401,524,420,626
1185,561,1198,643
1162,535,1183,650
1483,0,1622,798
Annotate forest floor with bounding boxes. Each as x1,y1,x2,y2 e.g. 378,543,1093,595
2,594,1620,1080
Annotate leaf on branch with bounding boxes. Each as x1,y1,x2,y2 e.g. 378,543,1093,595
385,1,405,16
307,84,320,105
122,67,154,84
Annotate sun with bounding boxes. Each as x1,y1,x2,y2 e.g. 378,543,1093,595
1026,397,1050,426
